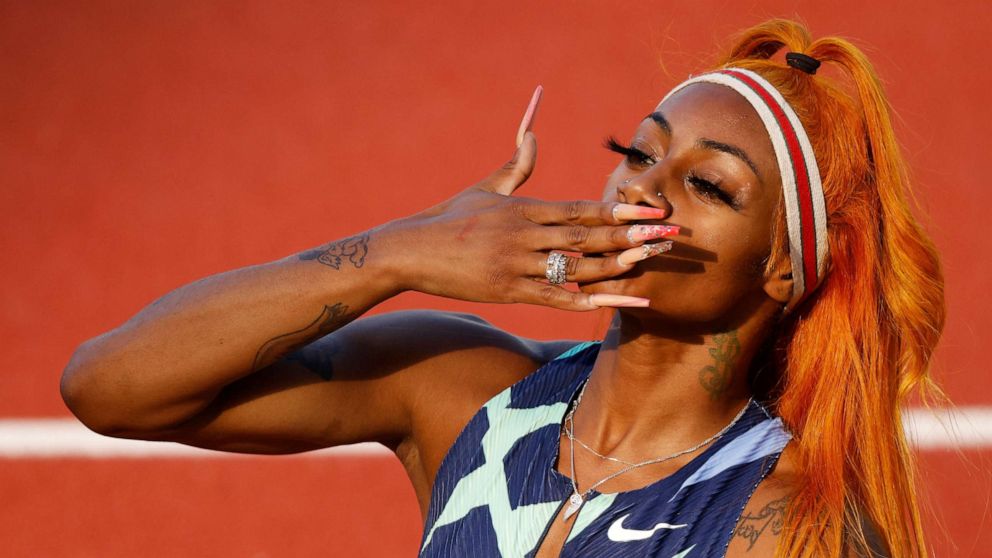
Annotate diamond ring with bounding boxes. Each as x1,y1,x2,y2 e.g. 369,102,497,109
545,252,568,285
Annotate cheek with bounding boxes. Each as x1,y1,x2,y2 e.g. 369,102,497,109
655,216,772,320
581,185,776,321
696,212,772,284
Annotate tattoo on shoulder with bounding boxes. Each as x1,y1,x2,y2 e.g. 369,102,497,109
299,233,370,270
733,495,789,551
698,329,740,400
251,302,349,373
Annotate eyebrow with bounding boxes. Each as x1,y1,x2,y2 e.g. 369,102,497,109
696,138,761,180
644,111,762,182
645,112,671,135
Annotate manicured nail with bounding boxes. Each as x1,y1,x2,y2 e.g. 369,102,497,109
616,240,674,265
611,203,668,221
588,294,651,308
625,224,680,244
516,85,543,147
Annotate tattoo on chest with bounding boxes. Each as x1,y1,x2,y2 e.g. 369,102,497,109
733,495,789,551
698,330,740,400
251,302,349,373
299,233,370,269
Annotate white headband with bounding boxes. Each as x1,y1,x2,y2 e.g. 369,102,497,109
660,68,829,310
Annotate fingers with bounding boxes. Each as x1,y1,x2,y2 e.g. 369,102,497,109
475,86,542,196
523,200,668,226
516,85,542,148
615,241,675,265
492,130,537,196
530,242,674,283
533,223,680,253
495,84,542,195
514,283,650,312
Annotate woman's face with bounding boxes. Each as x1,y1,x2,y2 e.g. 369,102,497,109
581,82,785,325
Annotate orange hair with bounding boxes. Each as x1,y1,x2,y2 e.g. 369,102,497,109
713,20,946,557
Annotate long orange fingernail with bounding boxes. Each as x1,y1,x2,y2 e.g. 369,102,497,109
632,206,669,219
588,294,651,307
611,203,669,222
516,85,543,147
625,224,680,243
616,241,674,265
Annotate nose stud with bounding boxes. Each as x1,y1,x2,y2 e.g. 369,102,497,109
619,177,664,200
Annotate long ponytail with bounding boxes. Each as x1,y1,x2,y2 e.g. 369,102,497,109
714,19,946,557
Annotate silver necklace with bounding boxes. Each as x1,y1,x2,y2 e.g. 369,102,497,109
559,377,752,521
564,413,640,466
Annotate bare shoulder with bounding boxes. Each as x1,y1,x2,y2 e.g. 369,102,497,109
328,309,579,417
725,442,798,557
723,440,892,557
339,310,582,509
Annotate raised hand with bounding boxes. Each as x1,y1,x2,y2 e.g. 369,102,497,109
378,86,679,311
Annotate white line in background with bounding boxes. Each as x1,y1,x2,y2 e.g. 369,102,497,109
0,407,989,458
903,406,992,450
0,419,391,458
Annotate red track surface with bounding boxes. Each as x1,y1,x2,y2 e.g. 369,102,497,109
1,456,423,557
2,1,989,556
2,452,989,556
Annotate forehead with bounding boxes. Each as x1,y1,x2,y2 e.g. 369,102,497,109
652,82,779,187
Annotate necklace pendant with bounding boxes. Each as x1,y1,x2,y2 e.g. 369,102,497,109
563,493,583,521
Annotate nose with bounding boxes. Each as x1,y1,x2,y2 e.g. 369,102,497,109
616,173,673,218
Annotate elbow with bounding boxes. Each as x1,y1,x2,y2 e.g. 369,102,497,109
60,337,157,437
61,337,123,435
60,337,205,438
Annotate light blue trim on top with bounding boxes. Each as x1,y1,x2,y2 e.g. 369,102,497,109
669,416,792,502
552,341,598,361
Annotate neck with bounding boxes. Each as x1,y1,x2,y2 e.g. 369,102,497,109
573,309,773,460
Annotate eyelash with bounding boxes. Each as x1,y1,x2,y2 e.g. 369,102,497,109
603,135,739,209
686,171,738,208
603,135,655,166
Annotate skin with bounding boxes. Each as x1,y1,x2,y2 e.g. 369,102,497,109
60,84,876,557
533,83,797,557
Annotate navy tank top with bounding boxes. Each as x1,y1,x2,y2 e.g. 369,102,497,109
418,341,792,557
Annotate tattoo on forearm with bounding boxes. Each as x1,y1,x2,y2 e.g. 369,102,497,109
251,302,349,372
733,495,789,551
299,233,369,269
698,329,740,400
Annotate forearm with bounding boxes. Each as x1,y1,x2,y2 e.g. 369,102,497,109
61,228,401,434
60,114,671,436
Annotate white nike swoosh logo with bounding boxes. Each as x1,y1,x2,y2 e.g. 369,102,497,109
607,514,688,542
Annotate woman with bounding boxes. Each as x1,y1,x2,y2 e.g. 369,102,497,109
60,19,944,558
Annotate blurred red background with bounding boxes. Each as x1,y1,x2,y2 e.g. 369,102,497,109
2,1,989,556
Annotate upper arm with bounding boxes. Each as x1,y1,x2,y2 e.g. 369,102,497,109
726,447,797,557
143,310,561,456
726,483,791,556
725,445,891,558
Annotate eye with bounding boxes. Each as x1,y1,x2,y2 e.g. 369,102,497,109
685,171,740,209
603,136,656,167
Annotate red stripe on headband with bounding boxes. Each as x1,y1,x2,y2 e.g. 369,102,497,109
718,69,819,294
